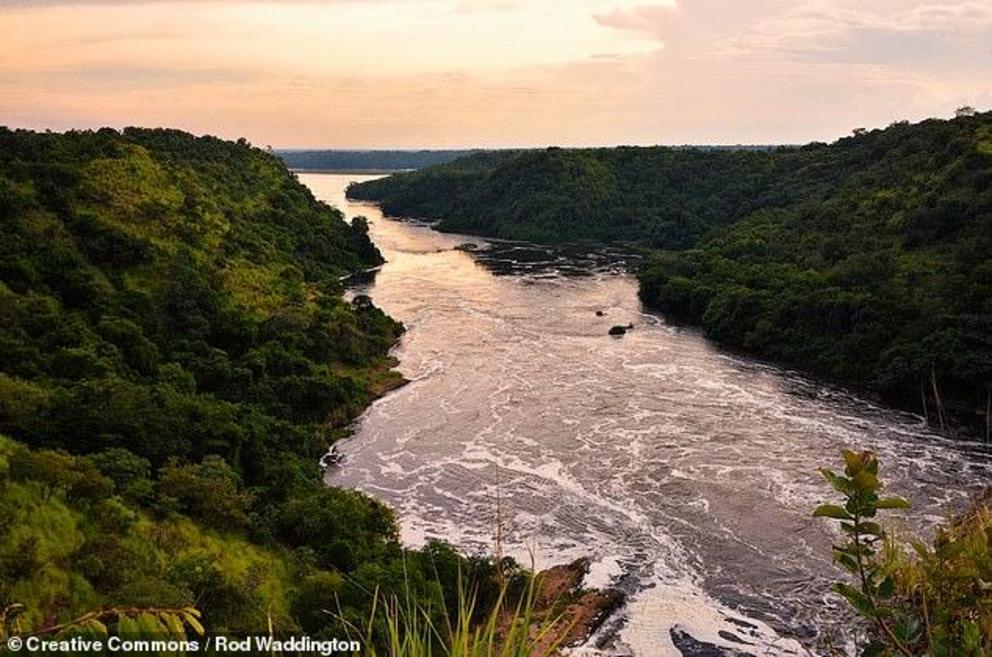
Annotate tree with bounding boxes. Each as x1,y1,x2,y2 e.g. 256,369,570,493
157,456,252,530
89,448,153,502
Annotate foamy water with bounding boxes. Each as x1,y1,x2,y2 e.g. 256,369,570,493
302,173,992,657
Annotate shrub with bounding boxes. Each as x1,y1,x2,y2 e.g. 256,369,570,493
157,456,252,530
815,450,991,656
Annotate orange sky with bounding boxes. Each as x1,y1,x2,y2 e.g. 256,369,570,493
1,0,990,147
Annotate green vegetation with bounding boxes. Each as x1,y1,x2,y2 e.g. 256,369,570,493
347,145,784,245
4,123,987,654
815,450,990,656
0,128,505,642
361,577,565,657
277,149,486,173
349,113,992,434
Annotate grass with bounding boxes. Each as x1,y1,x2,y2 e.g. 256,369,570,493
358,575,571,657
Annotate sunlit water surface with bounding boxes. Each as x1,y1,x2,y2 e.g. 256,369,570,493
301,173,992,657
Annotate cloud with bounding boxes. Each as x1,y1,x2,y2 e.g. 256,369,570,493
718,1,992,69
0,65,257,90
592,2,675,37
592,1,992,67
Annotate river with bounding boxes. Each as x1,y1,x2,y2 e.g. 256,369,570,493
300,173,992,657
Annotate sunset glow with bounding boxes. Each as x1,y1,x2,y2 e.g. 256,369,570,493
2,0,990,146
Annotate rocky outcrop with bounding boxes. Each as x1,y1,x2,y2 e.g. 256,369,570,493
498,558,624,656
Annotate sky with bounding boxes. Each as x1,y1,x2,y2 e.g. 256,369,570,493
0,0,990,147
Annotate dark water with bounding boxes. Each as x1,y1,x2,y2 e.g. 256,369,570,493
301,173,992,657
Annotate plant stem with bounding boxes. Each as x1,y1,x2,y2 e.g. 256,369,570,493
853,510,916,657
930,362,946,435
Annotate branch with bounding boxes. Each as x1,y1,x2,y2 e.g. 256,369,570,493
25,606,195,638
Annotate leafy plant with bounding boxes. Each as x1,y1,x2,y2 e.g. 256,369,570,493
1,604,204,645
815,450,914,655
360,572,569,657
816,449,991,656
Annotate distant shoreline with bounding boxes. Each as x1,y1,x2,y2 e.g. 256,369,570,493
290,168,410,175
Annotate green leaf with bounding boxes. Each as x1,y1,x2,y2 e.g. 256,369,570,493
833,582,875,618
835,553,860,575
814,504,854,520
851,470,879,493
891,612,922,644
84,619,108,639
962,621,982,649
820,469,851,494
857,521,884,537
875,496,910,510
137,612,165,639
117,614,140,638
842,449,864,474
162,613,186,640
182,611,205,636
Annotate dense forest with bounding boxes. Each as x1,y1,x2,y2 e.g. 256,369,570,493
349,113,992,436
277,149,482,172
0,128,504,641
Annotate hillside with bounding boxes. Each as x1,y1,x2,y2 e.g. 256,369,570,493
349,114,992,434
0,128,501,638
277,149,482,172
346,146,789,245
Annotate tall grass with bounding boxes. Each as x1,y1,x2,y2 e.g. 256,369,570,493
358,574,572,657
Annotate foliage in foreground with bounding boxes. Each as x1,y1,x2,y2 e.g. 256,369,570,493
1,544,556,657
362,576,566,657
1,603,204,652
816,450,991,656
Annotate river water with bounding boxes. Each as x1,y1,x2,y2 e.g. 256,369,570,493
301,173,992,657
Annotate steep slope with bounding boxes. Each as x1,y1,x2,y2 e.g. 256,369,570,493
0,128,501,637
641,117,992,434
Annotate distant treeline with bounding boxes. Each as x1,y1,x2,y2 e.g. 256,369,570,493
349,114,992,437
277,147,778,173
277,149,483,171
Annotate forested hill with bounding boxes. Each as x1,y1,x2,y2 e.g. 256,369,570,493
277,148,482,172
350,114,992,435
347,146,784,245
0,128,502,638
